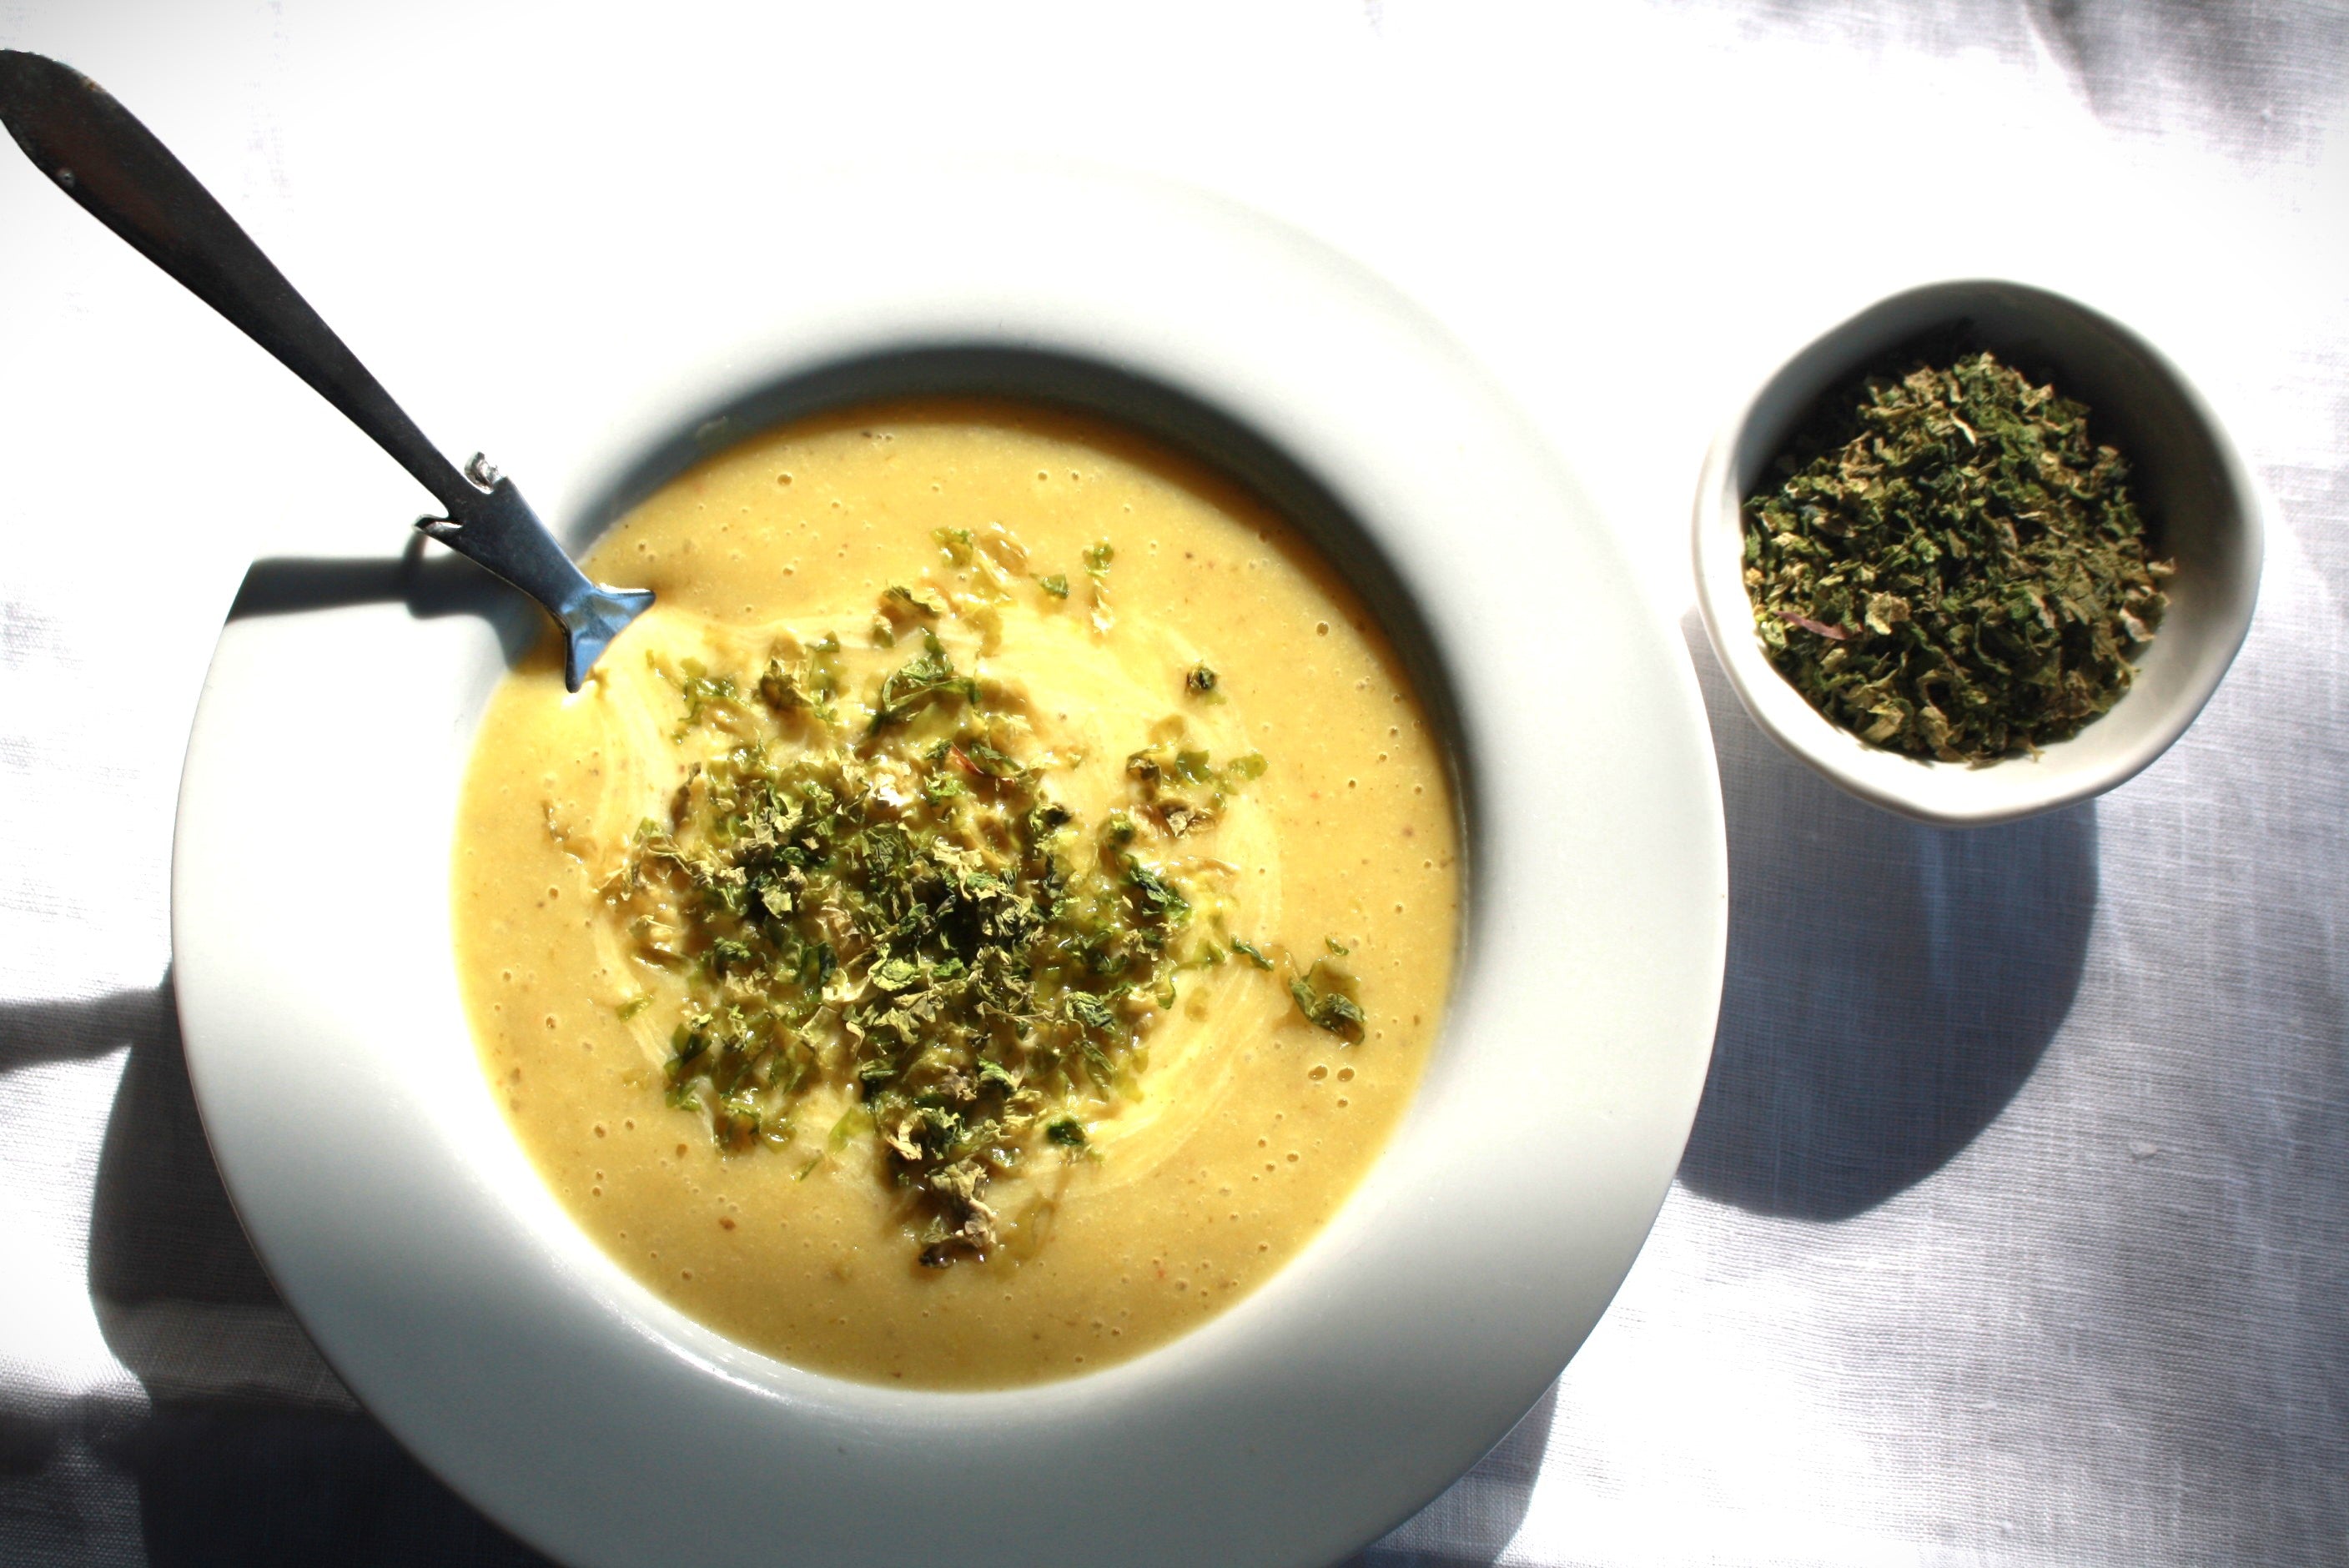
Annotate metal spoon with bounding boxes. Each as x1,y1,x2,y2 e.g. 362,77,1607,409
0,50,651,691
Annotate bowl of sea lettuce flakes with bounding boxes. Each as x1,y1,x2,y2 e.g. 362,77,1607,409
1693,279,2262,826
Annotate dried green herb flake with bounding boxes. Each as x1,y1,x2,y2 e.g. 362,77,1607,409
1741,349,2170,763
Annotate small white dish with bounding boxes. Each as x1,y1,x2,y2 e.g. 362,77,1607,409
173,163,1726,1568
1693,278,2262,827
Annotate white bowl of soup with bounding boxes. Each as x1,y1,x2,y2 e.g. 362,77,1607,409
173,163,1725,1568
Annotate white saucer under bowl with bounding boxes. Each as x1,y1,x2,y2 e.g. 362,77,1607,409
173,163,1725,1568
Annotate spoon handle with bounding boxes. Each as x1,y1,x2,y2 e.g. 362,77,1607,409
0,50,651,690
0,51,472,510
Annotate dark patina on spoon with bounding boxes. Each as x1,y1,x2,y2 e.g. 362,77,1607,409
0,50,651,690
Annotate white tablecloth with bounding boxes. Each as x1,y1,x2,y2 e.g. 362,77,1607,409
3,3,2343,1563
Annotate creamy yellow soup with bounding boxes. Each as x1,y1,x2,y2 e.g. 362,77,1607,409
454,402,1458,1388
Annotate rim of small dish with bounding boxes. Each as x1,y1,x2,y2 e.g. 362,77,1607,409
1692,276,2264,827
172,161,1726,1568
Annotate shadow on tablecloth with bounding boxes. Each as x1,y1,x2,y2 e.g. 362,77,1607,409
1674,613,2098,1220
0,979,556,1567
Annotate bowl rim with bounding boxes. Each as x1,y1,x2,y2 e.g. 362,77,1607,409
171,160,1728,1568
1691,274,2265,827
